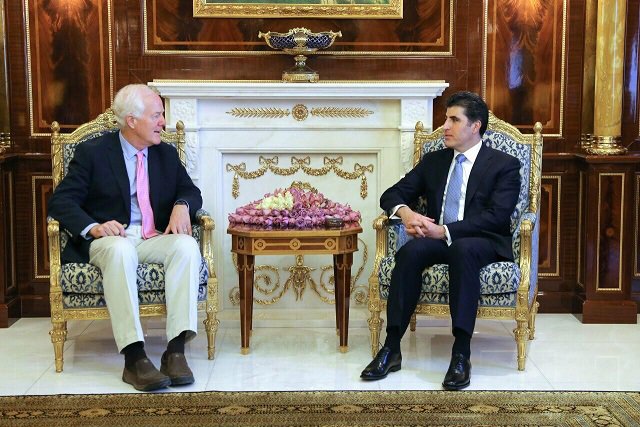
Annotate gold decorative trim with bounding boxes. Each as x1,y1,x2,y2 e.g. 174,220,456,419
24,0,115,137
311,107,374,118
32,175,52,279
226,107,290,119
481,0,488,99
60,301,209,321
193,0,402,19
143,1,453,57
586,135,627,155
226,156,374,199
596,173,624,291
538,175,561,277
558,0,567,138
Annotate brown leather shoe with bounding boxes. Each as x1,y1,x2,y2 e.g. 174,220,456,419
122,357,171,392
160,352,194,386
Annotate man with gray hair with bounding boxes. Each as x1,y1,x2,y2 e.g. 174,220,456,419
48,84,203,391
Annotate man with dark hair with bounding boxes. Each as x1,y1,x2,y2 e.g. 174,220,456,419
360,91,521,390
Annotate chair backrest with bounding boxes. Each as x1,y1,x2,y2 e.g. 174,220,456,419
411,112,543,263
50,108,186,190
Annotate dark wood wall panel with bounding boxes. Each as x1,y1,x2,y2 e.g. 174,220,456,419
0,157,18,327
13,157,51,318
595,173,624,290
536,155,581,313
485,0,566,136
25,0,113,134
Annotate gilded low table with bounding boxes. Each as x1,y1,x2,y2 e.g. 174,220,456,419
227,224,362,354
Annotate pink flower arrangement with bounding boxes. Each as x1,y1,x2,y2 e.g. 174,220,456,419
228,187,361,229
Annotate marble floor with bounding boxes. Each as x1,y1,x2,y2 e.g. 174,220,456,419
1,313,639,395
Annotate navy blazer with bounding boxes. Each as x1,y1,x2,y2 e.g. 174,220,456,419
380,142,521,260
48,132,203,263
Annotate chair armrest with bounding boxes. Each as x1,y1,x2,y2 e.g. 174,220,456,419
47,218,65,317
371,213,411,272
515,212,539,307
195,209,216,278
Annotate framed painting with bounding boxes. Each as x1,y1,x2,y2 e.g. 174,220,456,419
193,0,403,19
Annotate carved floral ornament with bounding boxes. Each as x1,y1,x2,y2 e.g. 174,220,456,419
229,244,369,307
225,156,374,199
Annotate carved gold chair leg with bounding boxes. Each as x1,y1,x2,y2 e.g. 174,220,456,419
50,321,67,373
514,319,529,371
204,275,219,360
528,301,539,340
204,317,219,360
367,306,383,357
409,312,417,332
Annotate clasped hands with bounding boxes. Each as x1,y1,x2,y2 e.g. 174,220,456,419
89,204,192,238
396,206,446,240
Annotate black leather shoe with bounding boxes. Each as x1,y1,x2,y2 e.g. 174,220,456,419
122,357,171,392
360,346,402,380
442,352,471,390
160,351,195,386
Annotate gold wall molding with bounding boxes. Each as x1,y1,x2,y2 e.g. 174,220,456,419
229,239,368,306
539,175,561,277
193,0,402,19
32,175,53,279
226,156,374,199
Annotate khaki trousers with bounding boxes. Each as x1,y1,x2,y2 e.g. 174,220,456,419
89,225,200,352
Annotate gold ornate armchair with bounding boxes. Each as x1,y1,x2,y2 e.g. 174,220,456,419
367,113,543,370
47,109,219,372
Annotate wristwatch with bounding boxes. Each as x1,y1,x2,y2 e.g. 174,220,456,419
174,200,188,207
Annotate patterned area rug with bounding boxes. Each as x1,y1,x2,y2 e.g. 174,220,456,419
1,390,639,426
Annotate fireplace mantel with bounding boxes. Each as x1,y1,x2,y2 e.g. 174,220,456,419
149,79,448,325
151,80,447,100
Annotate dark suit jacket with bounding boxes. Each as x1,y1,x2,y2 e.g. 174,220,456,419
380,143,521,260
48,131,203,263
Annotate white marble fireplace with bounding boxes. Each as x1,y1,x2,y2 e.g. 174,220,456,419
149,80,448,327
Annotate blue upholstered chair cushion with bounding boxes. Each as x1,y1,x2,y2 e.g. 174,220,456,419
59,260,209,308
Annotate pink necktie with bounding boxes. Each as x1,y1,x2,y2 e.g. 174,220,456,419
136,151,157,239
